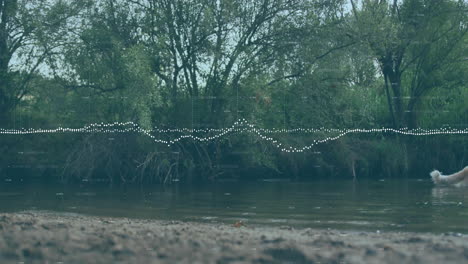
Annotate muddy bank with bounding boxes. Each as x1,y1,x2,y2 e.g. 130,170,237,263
1,211,467,264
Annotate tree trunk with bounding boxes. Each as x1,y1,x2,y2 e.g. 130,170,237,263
406,97,418,129
383,74,396,128
388,72,404,128
0,0,18,126
383,69,404,128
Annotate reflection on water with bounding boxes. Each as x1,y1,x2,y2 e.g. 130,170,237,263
1,179,468,234
431,186,468,201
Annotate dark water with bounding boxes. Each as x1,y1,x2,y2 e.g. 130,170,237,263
1,179,468,234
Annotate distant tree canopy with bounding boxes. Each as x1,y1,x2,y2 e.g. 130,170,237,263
0,0,467,182
350,0,467,128
0,0,89,121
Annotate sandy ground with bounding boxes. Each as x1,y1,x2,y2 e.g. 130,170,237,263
1,211,468,264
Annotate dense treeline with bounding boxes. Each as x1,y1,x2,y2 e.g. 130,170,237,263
0,0,466,183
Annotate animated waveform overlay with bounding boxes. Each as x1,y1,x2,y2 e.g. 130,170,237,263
1,119,467,153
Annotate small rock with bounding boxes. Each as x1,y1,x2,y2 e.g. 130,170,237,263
365,248,377,256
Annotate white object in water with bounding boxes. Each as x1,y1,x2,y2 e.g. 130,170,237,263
430,166,468,187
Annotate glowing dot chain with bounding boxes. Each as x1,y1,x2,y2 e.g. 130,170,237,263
0,119,467,153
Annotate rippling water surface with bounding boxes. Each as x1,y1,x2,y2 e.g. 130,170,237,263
1,179,468,233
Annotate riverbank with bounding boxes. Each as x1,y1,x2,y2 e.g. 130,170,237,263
1,211,467,264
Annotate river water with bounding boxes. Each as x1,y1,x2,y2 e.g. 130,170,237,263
1,179,467,234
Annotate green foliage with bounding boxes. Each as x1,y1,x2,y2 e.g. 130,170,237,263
349,0,467,128
1,0,466,183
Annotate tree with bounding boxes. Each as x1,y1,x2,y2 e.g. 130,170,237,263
126,0,312,125
0,0,88,124
56,0,158,128
349,0,467,128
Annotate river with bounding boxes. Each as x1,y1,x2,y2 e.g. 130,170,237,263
1,179,467,234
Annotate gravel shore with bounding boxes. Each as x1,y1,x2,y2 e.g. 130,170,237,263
1,211,468,264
